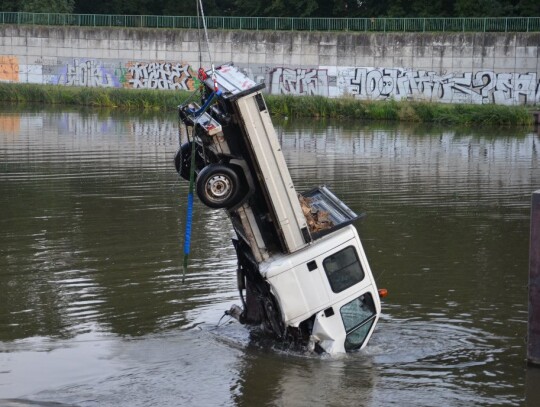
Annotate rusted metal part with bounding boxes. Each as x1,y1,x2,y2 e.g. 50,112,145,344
528,190,540,366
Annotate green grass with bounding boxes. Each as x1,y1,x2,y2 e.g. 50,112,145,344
0,83,192,111
0,83,534,126
266,94,534,126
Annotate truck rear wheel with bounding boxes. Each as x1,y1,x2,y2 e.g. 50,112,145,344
174,142,193,181
196,164,242,209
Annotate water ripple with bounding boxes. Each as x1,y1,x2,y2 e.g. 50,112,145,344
0,111,535,406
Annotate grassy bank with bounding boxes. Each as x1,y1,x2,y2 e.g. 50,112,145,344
0,83,533,126
266,94,534,126
0,83,191,111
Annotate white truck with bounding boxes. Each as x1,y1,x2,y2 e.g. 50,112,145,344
175,64,384,354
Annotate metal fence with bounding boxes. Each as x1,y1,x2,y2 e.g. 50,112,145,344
1,13,539,32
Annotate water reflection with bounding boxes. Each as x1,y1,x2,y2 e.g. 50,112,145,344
0,110,236,341
234,347,379,407
0,109,538,405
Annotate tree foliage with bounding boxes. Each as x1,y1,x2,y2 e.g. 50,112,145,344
0,0,538,17
22,0,74,14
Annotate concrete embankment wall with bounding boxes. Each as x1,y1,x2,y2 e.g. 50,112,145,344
0,25,539,105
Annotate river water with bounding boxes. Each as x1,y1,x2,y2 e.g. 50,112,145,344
0,108,539,406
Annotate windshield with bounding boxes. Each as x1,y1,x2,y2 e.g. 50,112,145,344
340,293,376,351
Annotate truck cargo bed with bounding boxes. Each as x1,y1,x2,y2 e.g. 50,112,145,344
301,186,364,240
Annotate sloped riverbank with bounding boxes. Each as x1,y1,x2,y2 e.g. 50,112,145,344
0,82,533,126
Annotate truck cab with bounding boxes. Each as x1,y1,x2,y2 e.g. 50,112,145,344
175,64,382,353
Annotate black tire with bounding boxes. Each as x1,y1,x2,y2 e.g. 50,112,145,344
174,142,193,181
263,296,285,339
196,164,242,209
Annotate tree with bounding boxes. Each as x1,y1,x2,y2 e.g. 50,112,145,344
0,0,18,12
516,0,540,16
21,0,75,13
231,0,265,16
454,0,512,16
410,0,455,17
263,0,318,17
3,0,538,18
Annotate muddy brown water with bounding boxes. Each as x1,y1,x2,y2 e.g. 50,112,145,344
0,109,539,406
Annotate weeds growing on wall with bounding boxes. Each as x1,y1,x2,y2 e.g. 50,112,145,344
0,83,533,126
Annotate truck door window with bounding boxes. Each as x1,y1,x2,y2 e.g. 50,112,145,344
340,293,376,351
323,246,365,293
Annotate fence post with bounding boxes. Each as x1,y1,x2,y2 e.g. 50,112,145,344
529,190,540,366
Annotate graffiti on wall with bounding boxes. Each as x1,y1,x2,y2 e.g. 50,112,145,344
126,62,195,90
338,67,540,105
9,55,540,105
269,67,329,96
264,65,540,105
238,66,266,85
19,65,42,84
0,56,19,82
53,59,120,87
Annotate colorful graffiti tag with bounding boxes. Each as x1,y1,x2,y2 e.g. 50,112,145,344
126,62,195,90
4,53,540,105
269,67,329,97
337,67,540,105
53,59,120,87
256,65,540,104
0,56,19,82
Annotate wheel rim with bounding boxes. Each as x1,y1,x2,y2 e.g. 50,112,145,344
206,174,232,201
